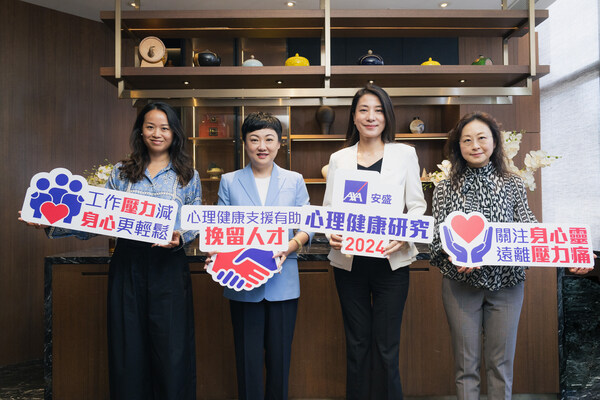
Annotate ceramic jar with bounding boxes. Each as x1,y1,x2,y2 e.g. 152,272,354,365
242,55,263,67
194,49,221,66
285,53,310,66
357,49,384,65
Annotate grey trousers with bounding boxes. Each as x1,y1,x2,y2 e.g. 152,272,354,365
442,277,524,400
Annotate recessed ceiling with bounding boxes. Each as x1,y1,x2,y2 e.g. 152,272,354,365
21,0,554,22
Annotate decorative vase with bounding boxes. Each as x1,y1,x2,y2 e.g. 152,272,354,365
357,49,384,65
409,117,425,134
315,106,335,134
472,54,493,65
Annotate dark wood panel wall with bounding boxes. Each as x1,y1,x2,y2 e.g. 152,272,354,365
0,0,137,365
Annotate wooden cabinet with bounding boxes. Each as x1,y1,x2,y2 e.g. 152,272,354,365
48,258,559,398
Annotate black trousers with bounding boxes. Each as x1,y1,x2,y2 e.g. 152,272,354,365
334,258,410,400
107,239,196,400
229,298,298,400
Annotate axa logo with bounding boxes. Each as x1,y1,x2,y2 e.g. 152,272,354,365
343,180,368,204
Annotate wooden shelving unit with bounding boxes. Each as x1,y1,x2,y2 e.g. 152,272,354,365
99,6,548,205
100,8,549,93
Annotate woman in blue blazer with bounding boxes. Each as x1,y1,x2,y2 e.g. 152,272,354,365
211,112,311,400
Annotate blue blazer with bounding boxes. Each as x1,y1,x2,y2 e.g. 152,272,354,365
217,163,312,302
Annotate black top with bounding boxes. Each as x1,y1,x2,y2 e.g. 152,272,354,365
357,158,383,173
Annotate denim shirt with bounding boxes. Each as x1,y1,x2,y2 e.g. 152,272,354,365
48,162,202,247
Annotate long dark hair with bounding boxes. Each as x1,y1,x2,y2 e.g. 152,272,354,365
446,111,508,183
344,84,396,147
119,102,194,186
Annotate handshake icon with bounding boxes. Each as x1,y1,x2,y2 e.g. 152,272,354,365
207,248,280,291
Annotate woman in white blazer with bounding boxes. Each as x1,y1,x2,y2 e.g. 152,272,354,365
323,85,426,400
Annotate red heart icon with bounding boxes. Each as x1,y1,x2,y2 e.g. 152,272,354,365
450,214,485,243
40,202,70,224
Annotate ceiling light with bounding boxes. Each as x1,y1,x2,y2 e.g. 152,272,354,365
369,80,374,84
286,1,296,7
459,79,466,83
439,2,449,8
276,80,283,85
183,81,189,85
129,0,140,9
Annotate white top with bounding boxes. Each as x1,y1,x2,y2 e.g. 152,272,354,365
254,175,271,205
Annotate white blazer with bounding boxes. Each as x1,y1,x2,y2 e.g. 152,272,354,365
323,142,427,271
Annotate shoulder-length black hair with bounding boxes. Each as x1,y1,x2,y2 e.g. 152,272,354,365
344,84,396,147
446,111,508,182
119,101,194,186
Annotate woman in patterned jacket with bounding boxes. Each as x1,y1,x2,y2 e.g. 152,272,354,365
429,111,590,400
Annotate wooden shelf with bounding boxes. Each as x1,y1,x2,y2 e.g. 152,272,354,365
101,65,548,90
100,9,547,39
100,66,326,89
396,133,448,140
329,65,549,88
330,9,548,38
304,178,326,184
100,10,325,38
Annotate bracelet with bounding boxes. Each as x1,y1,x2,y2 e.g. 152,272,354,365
291,237,303,252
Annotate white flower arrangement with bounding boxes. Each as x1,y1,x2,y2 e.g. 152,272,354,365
421,159,451,188
502,130,560,190
84,160,114,187
421,131,559,191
